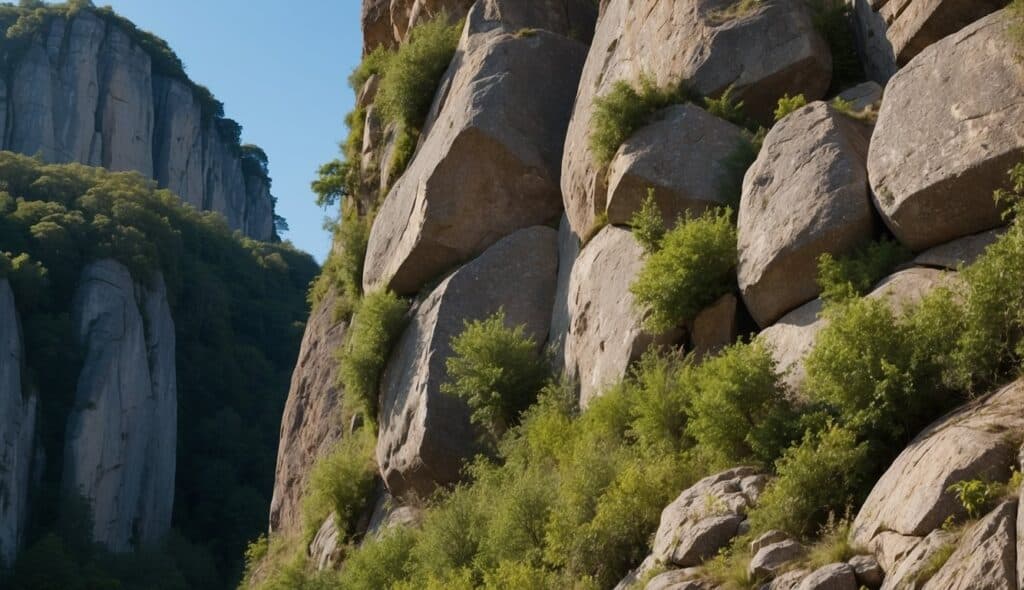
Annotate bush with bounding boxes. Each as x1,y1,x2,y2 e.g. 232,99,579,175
816,238,910,302
704,85,748,127
339,290,410,422
623,352,693,454
629,189,666,254
336,527,418,590
349,45,393,91
307,204,369,318
748,425,870,538
589,76,689,168
630,208,737,332
442,310,550,442
301,428,378,541
947,479,1004,520
774,93,807,122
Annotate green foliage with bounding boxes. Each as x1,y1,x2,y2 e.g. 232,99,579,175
703,85,747,127
630,208,737,332
336,527,418,590
948,479,1002,520
628,189,666,254
816,238,910,302
388,125,420,184
442,310,550,442
589,76,689,168
808,0,866,92
339,290,410,422
307,204,369,319
914,541,955,586
748,425,870,538
774,93,807,122
801,515,861,570
717,131,763,209
301,429,378,541
349,45,392,91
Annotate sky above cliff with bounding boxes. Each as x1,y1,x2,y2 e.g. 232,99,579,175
101,0,362,263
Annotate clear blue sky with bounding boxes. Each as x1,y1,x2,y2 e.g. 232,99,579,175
101,0,363,263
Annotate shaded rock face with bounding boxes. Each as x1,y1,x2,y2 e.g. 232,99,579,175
850,0,1005,83
4,11,275,240
548,214,579,373
0,279,37,566
738,102,874,327
852,379,1024,548
376,227,558,498
561,0,831,238
362,14,587,295
269,288,350,536
62,260,177,552
923,500,1016,590
867,10,1024,251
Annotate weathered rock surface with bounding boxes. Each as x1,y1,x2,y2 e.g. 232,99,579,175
749,539,805,580
645,569,710,590
62,260,177,551
691,293,738,361
923,500,1017,590
797,563,857,590
548,214,579,373
738,101,874,327
605,103,748,226
309,515,343,571
913,228,1002,270
769,569,810,590
836,81,884,113
376,227,558,497
847,554,883,589
561,0,831,238
269,288,350,535
563,226,676,408
467,0,598,41
851,379,1024,547
652,467,766,567
751,529,791,554
362,16,586,295
0,279,37,566
362,0,394,53
850,0,1005,83
867,11,1024,251
872,529,953,590
4,10,276,240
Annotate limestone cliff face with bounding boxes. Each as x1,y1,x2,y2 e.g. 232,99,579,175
62,260,177,552
0,279,36,566
0,10,276,240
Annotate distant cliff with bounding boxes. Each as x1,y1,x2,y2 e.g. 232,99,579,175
0,4,278,241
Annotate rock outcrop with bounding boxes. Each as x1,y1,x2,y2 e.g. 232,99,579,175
561,0,831,238
62,260,177,552
922,500,1017,590
0,279,36,566
269,288,350,535
376,227,558,497
362,7,587,295
867,11,1024,251
738,101,874,327
3,10,276,240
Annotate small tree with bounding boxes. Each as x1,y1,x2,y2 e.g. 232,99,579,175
629,189,666,254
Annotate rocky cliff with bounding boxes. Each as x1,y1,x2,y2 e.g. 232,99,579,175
0,7,277,240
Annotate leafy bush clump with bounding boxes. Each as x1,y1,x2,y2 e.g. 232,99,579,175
301,428,378,541
631,208,737,332
336,527,419,590
442,310,550,442
948,479,1003,520
816,238,911,302
589,76,689,168
703,85,748,127
307,204,370,318
339,290,410,422
774,93,807,122
629,189,666,254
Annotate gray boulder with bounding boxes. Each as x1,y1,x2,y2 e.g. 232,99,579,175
847,554,883,589
691,293,739,362
376,227,558,497
645,569,711,590
913,229,1002,271
867,11,1024,251
923,500,1017,590
797,563,857,590
836,81,884,114
749,539,806,580
548,214,579,374
738,101,874,327
751,530,791,554
872,529,954,590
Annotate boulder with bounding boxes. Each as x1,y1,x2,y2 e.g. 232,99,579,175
548,214,579,374
850,0,1005,83
466,0,598,41
751,530,791,554
851,379,1024,547
605,103,749,226
836,81,884,114
873,529,954,590
749,539,806,580
563,226,677,408
768,569,810,590
561,0,831,238
309,515,343,571
652,467,766,567
797,563,857,590
269,288,350,535
376,227,558,497
645,569,708,590
867,11,1024,251
913,229,1002,271
362,0,395,53
0,279,37,566
362,17,586,295
847,554,883,589
923,500,1017,590
691,293,739,361
62,260,176,551
738,101,874,327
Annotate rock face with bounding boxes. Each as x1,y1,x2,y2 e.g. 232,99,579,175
797,563,857,590
269,288,350,535
922,500,1017,590
852,379,1024,547
362,9,586,295
0,279,37,566
563,226,676,408
548,214,579,373
850,0,1005,83
561,0,831,238
62,260,177,552
3,10,276,240
605,104,748,226
867,11,1024,251
749,539,806,580
738,102,874,327
376,227,558,497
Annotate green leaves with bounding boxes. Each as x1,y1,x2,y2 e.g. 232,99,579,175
589,76,689,168
339,290,410,423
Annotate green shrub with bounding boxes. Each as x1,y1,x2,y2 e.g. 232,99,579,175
301,428,378,541
802,515,861,570
349,45,393,91
748,425,870,538
628,189,666,254
337,527,418,590
816,238,910,302
704,85,748,127
339,290,410,421
307,204,370,317
589,76,689,168
623,352,693,454
630,208,737,332
948,479,1003,520
442,310,550,441
773,93,807,122
388,125,420,185
687,342,798,468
